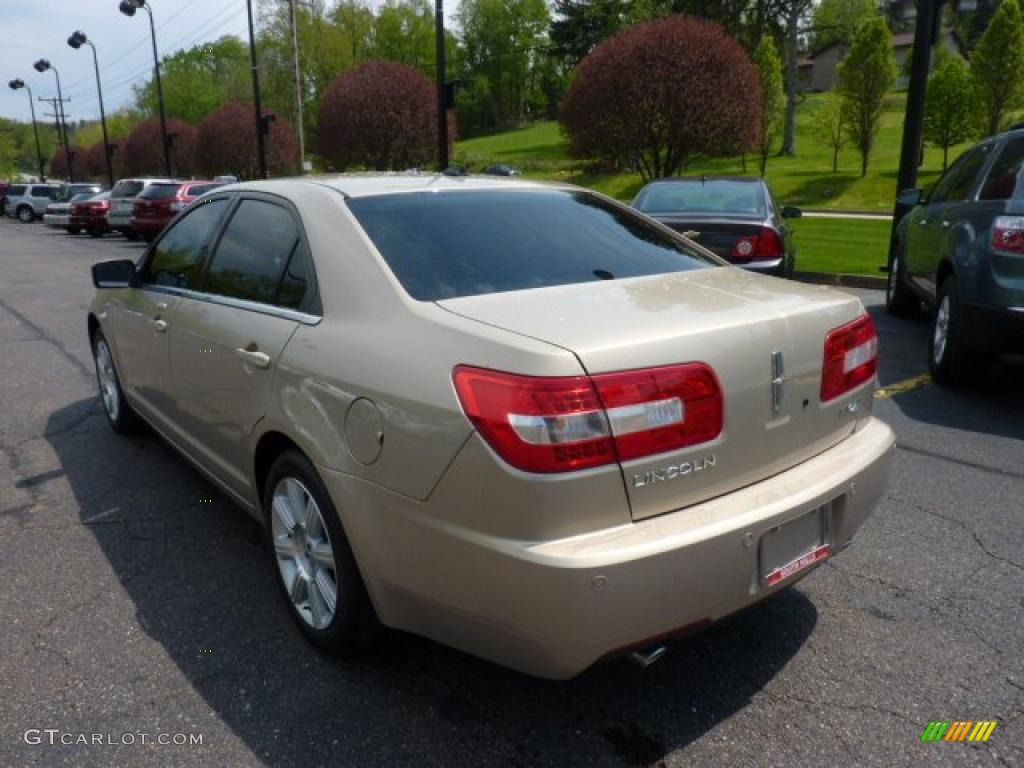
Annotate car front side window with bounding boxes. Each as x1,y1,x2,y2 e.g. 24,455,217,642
141,199,230,290
203,199,307,309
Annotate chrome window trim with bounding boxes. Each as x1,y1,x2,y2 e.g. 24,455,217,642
141,284,322,326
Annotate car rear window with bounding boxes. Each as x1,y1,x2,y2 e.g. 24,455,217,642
186,183,220,197
634,180,766,216
111,180,145,198
139,183,183,200
346,189,715,301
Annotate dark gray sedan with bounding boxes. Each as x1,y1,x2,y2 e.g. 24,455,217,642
632,177,801,278
890,128,1024,384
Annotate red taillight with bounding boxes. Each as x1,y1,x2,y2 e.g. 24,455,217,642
821,314,879,402
732,228,783,261
452,363,723,474
992,216,1024,253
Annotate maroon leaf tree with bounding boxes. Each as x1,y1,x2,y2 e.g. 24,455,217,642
195,102,298,180
317,60,440,171
49,146,86,180
122,118,199,178
84,140,124,182
561,16,763,181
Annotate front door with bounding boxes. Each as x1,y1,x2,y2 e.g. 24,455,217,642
168,196,316,499
109,197,232,430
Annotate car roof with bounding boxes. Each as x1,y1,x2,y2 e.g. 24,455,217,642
225,173,573,199
643,176,763,184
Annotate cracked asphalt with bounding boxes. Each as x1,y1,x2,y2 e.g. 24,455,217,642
0,217,1021,768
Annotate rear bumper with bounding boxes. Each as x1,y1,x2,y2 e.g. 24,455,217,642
107,211,133,229
964,303,1024,354
43,213,71,228
132,217,171,234
326,417,895,679
69,214,107,230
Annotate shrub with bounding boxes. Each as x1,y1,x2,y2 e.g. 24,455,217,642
196,101,298,179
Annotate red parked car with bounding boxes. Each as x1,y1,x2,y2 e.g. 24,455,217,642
131,180,222,241
70,191,113,237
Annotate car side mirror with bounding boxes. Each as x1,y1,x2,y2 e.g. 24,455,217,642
897,188,924,207
781,206,802,219
92,259,137,289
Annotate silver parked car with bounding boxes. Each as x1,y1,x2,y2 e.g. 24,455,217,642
87,175,894,679
107,177,174,239
5,183,61,222
43,184,105,232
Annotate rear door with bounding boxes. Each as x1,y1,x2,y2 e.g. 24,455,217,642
108,197,232,429
168,195,316,498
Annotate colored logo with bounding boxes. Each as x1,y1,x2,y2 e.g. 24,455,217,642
921,721,997,742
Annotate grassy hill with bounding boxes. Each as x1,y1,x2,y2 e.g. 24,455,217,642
455,92,972,211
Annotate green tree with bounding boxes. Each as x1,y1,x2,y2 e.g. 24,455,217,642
457,0,551,130
971,0,1024,138
837,17,896,176
752,36,785,176
549,0,628,67
810,0,880,50
134,37,250,125
810,92,846,172
924,49,974,170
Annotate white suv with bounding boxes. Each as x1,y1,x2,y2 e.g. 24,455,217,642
6,184,61,222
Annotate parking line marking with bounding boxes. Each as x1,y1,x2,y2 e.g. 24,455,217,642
874,373,932,400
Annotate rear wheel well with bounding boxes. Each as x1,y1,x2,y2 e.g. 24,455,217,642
936,260,955,291
254,431,305,506
87,314,99,346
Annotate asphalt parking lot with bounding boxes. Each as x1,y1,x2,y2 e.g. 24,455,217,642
1,217,1022,768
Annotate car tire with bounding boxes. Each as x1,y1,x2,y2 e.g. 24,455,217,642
17,206,34,223
885,246,918,317
928,275,974,386
66,226,81,235
91,330,141,434
264,450,379,654
124,229,140,241
89,227,104,238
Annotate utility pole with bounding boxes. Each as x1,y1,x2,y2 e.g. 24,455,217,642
890,0,945,251
435,0,449,171
287,0,306,172
246,0,269,179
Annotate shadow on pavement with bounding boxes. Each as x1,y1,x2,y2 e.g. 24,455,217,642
48,398,817,767
865,302,1024,442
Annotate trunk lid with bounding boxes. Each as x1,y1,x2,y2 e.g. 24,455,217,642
654,215,767,261
439,267,870,520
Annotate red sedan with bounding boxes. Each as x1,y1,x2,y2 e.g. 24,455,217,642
131,180,222,241
70,191,113,237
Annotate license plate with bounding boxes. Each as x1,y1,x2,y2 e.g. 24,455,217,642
760,502,833,586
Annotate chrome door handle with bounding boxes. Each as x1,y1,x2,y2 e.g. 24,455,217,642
152,319,168,333
234,348,271,369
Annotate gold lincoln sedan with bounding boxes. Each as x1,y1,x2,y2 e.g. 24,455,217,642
88,175,894,679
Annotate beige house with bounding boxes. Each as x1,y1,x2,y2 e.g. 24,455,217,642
798,29,969,92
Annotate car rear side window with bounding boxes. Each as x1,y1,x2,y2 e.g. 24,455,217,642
31,186,56,199
141,199,230,289
979,138,1024,201
112,180,144,198
139,183,182,200
932,145,992,203
347,189,715,301
204,199,307,309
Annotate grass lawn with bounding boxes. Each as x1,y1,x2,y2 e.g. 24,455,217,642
788,216,892,276
455,92,974,211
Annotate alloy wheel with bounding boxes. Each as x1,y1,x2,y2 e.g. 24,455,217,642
271,477,339,630
94,339,120,422
933,295,950,365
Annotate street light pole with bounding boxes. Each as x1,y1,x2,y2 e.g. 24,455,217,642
246,0,269,179
68,32,115,188
7,80,46,182
33,59,74,182
287,0,306,172
119,0,171,177
435,0,449,171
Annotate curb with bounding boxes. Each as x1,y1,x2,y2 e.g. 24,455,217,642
794,271,887,290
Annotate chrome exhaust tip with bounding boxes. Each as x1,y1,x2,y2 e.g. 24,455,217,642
628,645,668,669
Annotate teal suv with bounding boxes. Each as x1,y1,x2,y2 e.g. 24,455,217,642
890,129,1024,384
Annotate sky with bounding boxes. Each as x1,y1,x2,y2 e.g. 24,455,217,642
0,0,461,125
